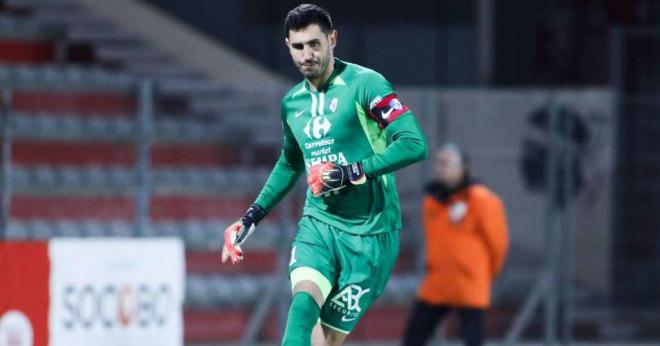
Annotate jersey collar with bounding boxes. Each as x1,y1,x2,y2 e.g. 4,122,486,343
304,58,347,93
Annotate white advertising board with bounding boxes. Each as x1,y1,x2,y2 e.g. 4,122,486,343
48,238,184,346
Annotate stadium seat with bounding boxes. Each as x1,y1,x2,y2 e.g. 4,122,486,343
0,38,56,63
32,165,57,186
11,89,136,114
7,221,29,239
28,219,55,239
11,167,30,187
53,219,83,238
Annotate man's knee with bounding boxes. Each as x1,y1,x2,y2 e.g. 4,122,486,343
293,280,324,307
322,324,347,346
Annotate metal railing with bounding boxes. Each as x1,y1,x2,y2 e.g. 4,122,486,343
505,98,577,345
0,89,11,237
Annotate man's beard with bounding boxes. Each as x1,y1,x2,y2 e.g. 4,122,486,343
299,56,328,79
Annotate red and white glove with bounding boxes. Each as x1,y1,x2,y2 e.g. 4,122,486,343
307,162,367,197
221,204,267,264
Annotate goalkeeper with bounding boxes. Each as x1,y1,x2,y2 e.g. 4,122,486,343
221,3,427,345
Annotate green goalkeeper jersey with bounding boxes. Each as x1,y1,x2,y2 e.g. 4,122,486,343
254,58,427,235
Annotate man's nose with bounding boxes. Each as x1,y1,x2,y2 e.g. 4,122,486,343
302,46,314,60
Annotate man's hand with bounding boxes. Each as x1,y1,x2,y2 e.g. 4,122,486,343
221,204,267,264
307,162,366,197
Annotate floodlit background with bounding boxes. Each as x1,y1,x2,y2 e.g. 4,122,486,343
0,0,658,345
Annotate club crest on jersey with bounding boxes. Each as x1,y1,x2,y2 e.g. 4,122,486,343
329,97,339,113
303,116,332,139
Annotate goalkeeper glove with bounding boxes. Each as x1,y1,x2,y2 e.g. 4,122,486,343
221,204,267,264
307,162,367,197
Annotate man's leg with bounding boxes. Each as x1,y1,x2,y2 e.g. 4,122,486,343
285,217,337,346
282,280,324,346
457,307,485,346
318,324,348,346
283,273,334,346
402,300,449,346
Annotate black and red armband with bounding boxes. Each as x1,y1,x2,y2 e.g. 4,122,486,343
368,94,409,128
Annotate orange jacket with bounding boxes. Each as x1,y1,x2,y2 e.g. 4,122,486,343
417,184,509,308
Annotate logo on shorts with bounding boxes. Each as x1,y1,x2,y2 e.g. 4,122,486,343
329,284,371,322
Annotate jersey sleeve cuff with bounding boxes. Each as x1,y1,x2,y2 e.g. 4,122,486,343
360,159,376,179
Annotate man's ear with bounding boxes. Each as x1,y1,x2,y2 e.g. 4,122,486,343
329,30,337,49
285,37,290,48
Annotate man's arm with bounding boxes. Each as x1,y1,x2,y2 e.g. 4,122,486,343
222,112,304,263
360,112,427,177
359,71,428,177
254,117,305,212
254,149,304,212
477,193,510,279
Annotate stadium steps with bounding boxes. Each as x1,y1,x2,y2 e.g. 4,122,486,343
10,111,251,142
11,89,136,114
11,140,255,166
0,64,136,87
5,0,203,79
9,195,254,220
6,219,283,250
119,59,202,79
10,165,270,195
94,44,168,65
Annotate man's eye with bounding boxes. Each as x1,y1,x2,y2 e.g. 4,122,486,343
292,44,303,50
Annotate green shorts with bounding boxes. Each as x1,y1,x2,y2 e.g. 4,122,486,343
288,216,400,334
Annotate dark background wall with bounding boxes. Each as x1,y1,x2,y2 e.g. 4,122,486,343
142,0,636,86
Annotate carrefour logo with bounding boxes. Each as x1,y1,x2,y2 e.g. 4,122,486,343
303,116,332,139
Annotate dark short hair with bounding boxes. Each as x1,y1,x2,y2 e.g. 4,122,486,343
284,4,333,37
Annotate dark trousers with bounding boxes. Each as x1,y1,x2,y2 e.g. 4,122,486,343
402,300,484,346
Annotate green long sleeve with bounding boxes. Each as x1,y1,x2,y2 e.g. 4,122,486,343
360,113,428,177
253,119,304,213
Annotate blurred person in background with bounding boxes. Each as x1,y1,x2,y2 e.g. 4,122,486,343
402,143,509,346
220,3,427,346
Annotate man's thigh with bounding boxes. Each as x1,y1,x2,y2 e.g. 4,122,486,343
319,229,400,334
288,216,337,302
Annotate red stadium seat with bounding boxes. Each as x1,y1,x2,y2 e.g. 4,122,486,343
12,140,244,167
184,309,282,342
9,195,254,220
150,196,253,219
10,196,135,220
151,143,243,166
186,250,277,274
11,90,136,114
0,39,56,63
184,309,249,342
12,141,135,166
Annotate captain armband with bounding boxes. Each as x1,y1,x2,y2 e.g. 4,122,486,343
368,93,409,128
